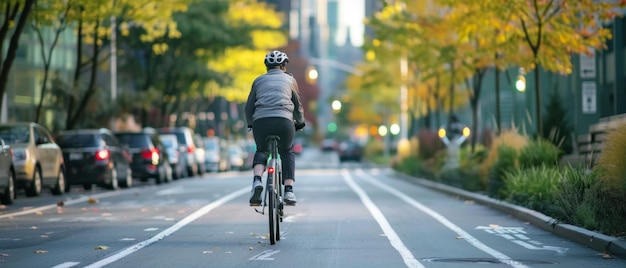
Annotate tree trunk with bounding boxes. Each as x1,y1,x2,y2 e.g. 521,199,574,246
0,0,35,116
67,21,101,130
534,66,542,138
495,67,501,134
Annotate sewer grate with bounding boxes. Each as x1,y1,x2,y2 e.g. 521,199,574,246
421,257,558,265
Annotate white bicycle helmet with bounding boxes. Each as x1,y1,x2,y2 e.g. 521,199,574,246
264,50,289,67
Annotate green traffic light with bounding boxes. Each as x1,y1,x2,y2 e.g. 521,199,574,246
328,122,337,132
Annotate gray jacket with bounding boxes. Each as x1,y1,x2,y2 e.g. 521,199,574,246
245,69,305,126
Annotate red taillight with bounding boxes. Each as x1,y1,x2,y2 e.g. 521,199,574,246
268,166,275,174
141,149,159,159
96,150,110,161
187,145,195,153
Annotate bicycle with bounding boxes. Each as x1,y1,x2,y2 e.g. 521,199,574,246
254,135,284,245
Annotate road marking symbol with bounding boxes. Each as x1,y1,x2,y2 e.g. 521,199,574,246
250,250,280,260
477,225,568,255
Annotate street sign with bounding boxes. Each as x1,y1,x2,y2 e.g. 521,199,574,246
580,49,596,78
582,82,597,114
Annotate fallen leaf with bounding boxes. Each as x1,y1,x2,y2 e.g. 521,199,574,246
34,250,48,254
30,226,38,229
0,253,9,257
40,235,49,238
87,197,98,204
464,200,475,205
35,211,43,216
597,251,613,259
94,246,109,250
202,251,213,254
456,236,463,240
226,251,232,254
213,246,221,250
489,224,500,229
248,247,254,251
101,213,112,217
140,208,148,212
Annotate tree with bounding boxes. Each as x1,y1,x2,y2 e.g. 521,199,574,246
0,0,36,117
30,0,73,123
509,0,625,137
58,0,191,129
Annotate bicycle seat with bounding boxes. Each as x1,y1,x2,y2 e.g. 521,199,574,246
266,135,281,142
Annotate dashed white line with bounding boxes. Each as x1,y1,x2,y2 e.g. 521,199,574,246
355,169,530,268
82,187,248,268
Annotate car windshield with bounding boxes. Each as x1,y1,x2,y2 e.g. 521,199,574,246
0,126,30,144
57,134,99,148
116,134,150,148
160,139,175,148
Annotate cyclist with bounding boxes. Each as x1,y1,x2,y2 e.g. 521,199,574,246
245,50,306,206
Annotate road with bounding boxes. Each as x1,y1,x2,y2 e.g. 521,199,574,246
0,148,624,268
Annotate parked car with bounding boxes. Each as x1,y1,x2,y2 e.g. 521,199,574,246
321,138,337,151
115,129,172,184
0,137,15,205
192,134,206,175
159,134,184,180
0,122,65,197
56,128,133,191
158,127,198,177
228,144,245,171
203,136,229,172
337,140,363,162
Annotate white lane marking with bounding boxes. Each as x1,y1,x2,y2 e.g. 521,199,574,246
0,191,123,219
512,240,569,255
82,187,248,268
51,262,80,268
356,169,530,268
341,170,425,268
249,250,280,260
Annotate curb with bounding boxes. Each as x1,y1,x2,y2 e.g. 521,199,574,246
392,171,626,259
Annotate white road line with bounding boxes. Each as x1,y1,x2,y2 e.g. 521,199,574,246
356,169,530,268
0,191,123,219
51,262,80,268
82,187,249,268
341,170,425,268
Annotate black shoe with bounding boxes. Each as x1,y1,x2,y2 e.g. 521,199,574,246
249,180,263,206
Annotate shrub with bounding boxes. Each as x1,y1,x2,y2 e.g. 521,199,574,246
417,129,445,160
487,145,518,198
594,123,626,235
550,165,602,231
518,138,561,169
596,122,626,197
502,165,561,213
392,156,424,177
479,129,528,180
438,167,483,192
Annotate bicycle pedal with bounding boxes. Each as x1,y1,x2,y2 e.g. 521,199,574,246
285,201,296,206
249,203,261,207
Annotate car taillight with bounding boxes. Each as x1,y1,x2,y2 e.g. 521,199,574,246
96,150,110,161
187,145,195,153
141,149,160,165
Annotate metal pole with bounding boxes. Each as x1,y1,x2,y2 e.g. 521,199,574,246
110,15,117,101
399,54,408,141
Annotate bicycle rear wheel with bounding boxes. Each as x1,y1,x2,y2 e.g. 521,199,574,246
267,159,278,245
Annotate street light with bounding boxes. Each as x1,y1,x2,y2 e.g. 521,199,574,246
331,99,342,112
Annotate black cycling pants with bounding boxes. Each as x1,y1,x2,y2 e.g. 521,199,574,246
252,117,296,180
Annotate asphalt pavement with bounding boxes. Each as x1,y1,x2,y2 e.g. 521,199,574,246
393,171,626,260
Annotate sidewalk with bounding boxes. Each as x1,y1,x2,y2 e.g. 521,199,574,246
393,171,626,259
